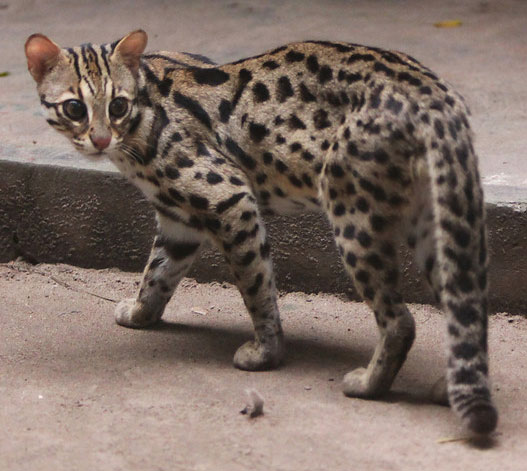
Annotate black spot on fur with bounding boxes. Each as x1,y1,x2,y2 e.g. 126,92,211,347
262,152,273,165
218,99,232,123
173,91,212,130
434,119,445,139
419,86,432,95
164,165,180,179
347,53,375,64
346,252,357,267
454,368,478,385
318,65,333,84
448,301,479,327
397,71,422,87
128,112,142,134
333,203,346,216
260,241,271,259
216,192,247,214
285,50,305,62
385,96,403,114
313,109,331,129
290,142,302,152
456,144,469,170
366,253,384,270
288,114,307,130
370,214,387,232
253,82,270,102
357,230,372,248
262,60,280,70
374,61,395,77
306,55,320,73
168,188,185,203
161,240,200,261
240,251,257,266
330,163,344,178
230,176,245,186
143,105,169,164
277,76,294,102
189,194,209,210
249,122,269,143
453,342,479,361
288,175,303,187
247,273,264,296
343,225,355,239
193,68,230,86
369,85,384,109
302,150,315,162
225,138,257,170
441,219,471,248
206,172,223,184
300,83,316,102
275,159,288,173
356,270,370,284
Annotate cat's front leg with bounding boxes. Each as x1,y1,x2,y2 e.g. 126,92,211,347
115,216,204,328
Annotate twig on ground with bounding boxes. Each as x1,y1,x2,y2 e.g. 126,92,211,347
4,262,118,303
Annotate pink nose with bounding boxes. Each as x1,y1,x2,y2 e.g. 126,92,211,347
90,134,111,151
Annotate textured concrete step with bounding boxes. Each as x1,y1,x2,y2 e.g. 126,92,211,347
2,159,527,313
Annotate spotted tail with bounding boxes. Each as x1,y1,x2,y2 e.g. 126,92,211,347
425,112,498,435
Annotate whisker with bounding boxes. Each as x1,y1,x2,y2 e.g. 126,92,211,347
120,143,146,165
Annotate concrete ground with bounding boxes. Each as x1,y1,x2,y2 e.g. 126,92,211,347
1,262,527,471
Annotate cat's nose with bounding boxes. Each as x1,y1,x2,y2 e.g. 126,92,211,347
90,134,112,151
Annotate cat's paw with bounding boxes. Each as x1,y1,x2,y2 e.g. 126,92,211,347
115,298,161,329
342,367,375,398
430,376,449,406
233,339,284,371
342,367,394,399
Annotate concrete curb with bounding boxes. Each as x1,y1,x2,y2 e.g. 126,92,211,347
2,159,527,313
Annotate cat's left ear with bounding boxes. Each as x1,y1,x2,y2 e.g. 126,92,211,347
25,34,62,83
113,30,148,74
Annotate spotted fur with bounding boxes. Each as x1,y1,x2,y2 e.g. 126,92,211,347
25,30,497,434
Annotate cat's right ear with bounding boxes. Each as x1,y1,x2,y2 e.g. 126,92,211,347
25,34,62,83
113,30,148,74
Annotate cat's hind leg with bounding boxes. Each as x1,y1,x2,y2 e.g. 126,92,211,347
199,171,284,371
321,131,416,398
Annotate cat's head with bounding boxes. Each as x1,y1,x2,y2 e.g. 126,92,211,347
25,30,147,159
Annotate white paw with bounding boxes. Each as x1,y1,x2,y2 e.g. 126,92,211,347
114,298,159,328
233,340,284,371
342,367,371,398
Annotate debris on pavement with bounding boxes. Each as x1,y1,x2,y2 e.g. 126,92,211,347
240,389,264,418
191,307,208,316
434,19,462,28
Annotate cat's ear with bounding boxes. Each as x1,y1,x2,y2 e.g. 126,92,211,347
25,34,62,83
113,30,148,73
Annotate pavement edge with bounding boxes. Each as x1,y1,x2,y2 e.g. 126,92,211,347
2,159,526,313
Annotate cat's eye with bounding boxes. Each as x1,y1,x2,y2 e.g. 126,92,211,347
109,97,129,119
63,99,87,121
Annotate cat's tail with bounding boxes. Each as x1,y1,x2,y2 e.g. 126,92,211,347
424,105,498,435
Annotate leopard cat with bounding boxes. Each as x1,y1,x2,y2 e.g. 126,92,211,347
25,30,497,434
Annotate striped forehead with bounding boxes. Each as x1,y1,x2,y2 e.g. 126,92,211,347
66,43,113,97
